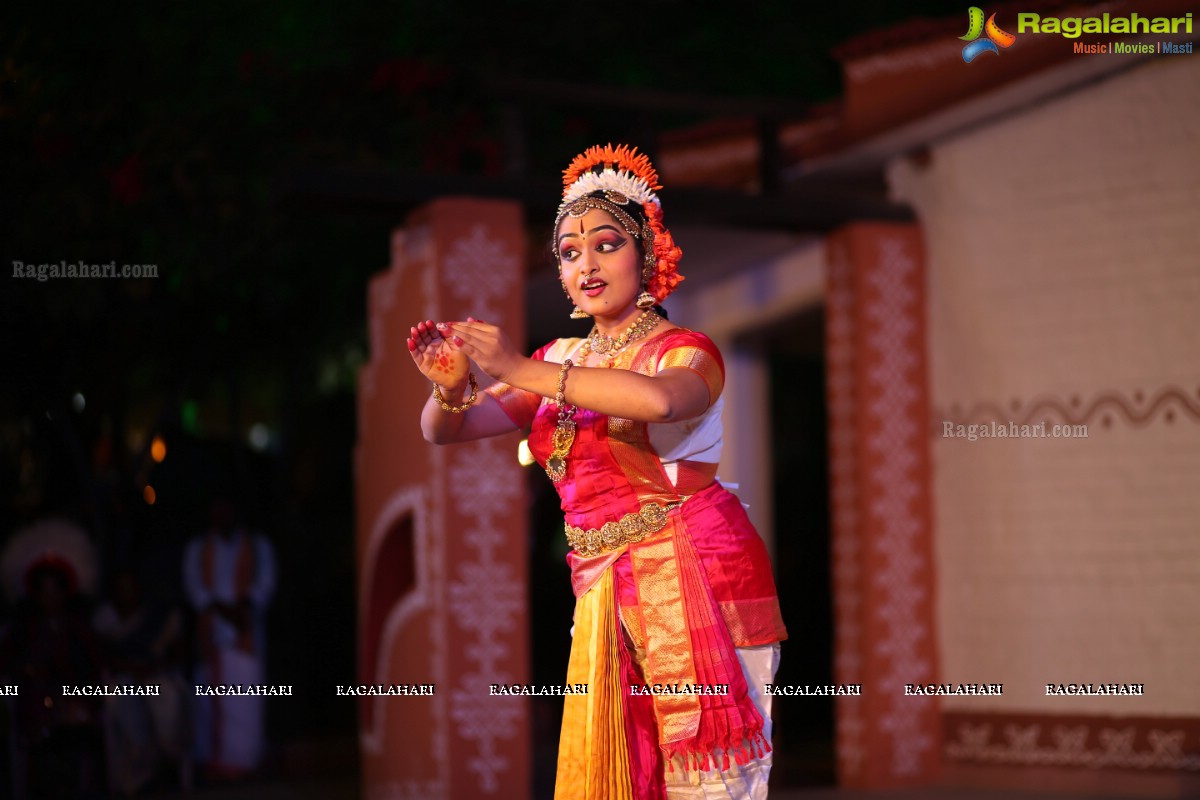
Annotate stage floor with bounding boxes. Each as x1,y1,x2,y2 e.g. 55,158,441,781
146,778,1175,800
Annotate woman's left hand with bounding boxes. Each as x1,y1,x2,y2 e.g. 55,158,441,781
438,317,523,383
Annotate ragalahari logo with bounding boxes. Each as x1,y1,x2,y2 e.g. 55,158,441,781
961,7,1017,62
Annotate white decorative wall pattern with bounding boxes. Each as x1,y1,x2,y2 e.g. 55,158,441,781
446,436,525,793
863,234,934,778
443,223,518,324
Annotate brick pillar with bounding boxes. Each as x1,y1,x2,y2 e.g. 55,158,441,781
355,197,530,799
825,222,941,788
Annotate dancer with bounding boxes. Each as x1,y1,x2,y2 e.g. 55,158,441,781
408,144,787,799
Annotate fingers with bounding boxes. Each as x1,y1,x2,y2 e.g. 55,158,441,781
406,318,495,356
407,319,445,352
438,322,485,350
440,319,493,335
434,322,461,348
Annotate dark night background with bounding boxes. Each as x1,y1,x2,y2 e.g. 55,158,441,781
2,2,967,796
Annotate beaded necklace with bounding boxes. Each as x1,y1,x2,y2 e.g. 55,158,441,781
584,308,661,364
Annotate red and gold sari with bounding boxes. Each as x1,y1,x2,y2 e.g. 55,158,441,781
489,329,788,799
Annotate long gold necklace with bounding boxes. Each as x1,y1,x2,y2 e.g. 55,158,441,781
545,311,662,483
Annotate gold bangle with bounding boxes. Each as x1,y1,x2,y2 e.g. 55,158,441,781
433,372,478,413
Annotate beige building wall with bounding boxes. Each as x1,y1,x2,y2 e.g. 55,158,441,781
889,54,1200,718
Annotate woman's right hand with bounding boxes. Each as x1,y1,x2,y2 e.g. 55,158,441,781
407,320,469,391
410,319,518,445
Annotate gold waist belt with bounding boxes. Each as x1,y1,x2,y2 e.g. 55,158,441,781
565,501,682,557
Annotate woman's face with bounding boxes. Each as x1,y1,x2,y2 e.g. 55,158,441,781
556,207,642,321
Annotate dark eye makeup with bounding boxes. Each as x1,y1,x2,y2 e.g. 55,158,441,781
558,235,627,262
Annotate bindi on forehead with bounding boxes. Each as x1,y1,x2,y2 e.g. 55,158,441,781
556,216,593,241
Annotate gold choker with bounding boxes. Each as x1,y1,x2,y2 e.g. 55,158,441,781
585,310,660,363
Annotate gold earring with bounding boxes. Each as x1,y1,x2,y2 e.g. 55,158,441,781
636,291,656,309
561,275,590,318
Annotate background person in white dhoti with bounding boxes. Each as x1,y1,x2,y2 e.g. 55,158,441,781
183,500,276,781
93,566,187,795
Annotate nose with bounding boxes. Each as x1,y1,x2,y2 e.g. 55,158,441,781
578,250,599,275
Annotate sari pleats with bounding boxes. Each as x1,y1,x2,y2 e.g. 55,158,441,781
555,570,633,800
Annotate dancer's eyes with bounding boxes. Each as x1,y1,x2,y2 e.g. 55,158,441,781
559,237,626,262
594,237,626,253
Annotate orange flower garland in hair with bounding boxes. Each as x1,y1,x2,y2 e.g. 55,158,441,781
559,143,685,303
645,201,683,302
561,144,662,195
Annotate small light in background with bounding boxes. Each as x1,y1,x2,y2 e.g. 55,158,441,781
517,438,535,467
72,392,86,413
181,400,199,434
248,423,270,452
143,485,157,505
150,435,167,463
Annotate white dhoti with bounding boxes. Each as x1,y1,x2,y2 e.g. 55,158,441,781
662,644,780,800
193,648,264,771
105,670,186,793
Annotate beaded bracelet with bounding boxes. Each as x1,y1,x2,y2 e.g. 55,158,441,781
432,372,478,413
555,359,574,409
